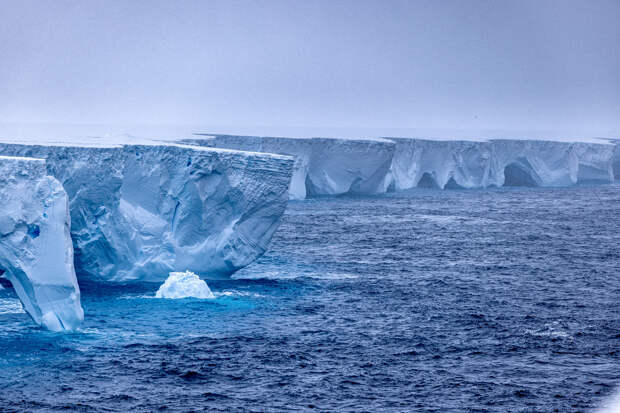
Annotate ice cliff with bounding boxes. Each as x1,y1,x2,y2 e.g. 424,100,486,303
181,135,395,200
0,141,294,282
612,140,620,181
182,135,615,195
385,138,615,190
0,156,83,331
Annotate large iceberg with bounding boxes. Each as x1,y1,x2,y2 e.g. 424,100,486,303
0,156,83,331
385,138,615,190
178,135,615,196
181,134,396,200
0,140,294,282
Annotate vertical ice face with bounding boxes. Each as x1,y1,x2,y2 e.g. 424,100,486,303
112,144,295,281
614,141,620,181
385,139,495,190
0,142,294,282
570,142,615,184
385,138,615,190
0,156,83,331
183,135,395,199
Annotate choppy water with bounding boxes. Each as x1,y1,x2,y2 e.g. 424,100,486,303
1,186,619,412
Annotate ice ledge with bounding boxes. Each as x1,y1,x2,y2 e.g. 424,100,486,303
0,156,83,331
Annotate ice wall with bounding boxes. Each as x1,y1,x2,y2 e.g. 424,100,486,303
385,138,615,190
181,135,614,196
0,156,83,331
182,134,395,200
0,142,294,282
612,140,620,181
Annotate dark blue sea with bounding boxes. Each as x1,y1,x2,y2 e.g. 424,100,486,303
1,186,619,412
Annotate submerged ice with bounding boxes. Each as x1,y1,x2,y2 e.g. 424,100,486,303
155,271,215,299
0,156,83,331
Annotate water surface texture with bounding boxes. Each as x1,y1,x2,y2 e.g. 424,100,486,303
1,186,619,412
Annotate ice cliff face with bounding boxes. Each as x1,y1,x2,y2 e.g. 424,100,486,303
182,135,395,200
0,142,294,282
612,140,620,181
0,156,83,331
385,138,615,190
180,135,614,196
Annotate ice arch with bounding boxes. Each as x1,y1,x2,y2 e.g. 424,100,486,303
417,172,440,189
503,160,540,187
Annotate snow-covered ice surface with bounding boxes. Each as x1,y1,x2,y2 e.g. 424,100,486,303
0,156,83,331
178,134,616,197
181,134,395,200
0,139,294,282
155,271,215,299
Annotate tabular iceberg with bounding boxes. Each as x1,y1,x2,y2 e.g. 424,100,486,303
385,138,615,190
178,135,615,197
0,156,83,331
181,134,396,200
0,140,294,282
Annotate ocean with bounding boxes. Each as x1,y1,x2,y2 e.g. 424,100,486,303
1,185,618,412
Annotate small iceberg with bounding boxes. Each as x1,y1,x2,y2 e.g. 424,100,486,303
155,271,215,299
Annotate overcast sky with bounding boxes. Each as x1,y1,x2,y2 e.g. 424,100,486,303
1,0,619,138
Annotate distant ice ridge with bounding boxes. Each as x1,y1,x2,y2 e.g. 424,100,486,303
181,135,395,200
0,141,294,282
155,271,214,299
0,156,83,331
180,134,615,196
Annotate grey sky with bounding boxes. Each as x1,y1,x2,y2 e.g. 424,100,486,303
1,0,619,138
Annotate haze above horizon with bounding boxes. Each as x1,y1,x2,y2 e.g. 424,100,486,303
1,0,619,138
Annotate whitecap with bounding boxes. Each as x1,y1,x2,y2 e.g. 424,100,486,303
0,298,25,314
214,290,264,298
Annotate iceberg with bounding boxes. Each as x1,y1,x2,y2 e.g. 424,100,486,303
181,134,396,200
178,134,615,196
384,138,616,190
0,140,294,282
0,156,83,331
612,140,620,181
155,271,215,299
